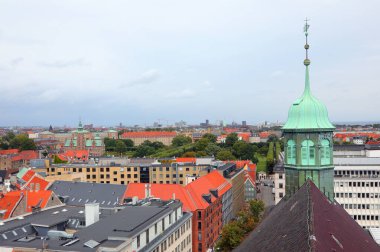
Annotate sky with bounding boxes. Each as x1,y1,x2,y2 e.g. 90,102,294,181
0,0,379,127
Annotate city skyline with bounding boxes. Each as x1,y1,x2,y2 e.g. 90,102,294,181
1,1,379,126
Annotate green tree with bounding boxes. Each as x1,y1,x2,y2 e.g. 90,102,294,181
151,141,165,150
9,134,36,151
266,142,275,173
216,150,236,161
134,145,156,157
232,141,254,160
225,133,239,147
121,139,134,148
172,135,192,147
236,210,255,234
115,140,127,154
53,155,67,164
196,151,207,157
194,138,209,151
216,222,245,251
205,143,221,156
202,133,217,143
104,137,117,151
249,200,265,222
182,151,196,157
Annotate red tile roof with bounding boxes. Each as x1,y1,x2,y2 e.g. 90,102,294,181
21,170,36,182
238,132,251,142
60,150,89,161
121,131,177,138
0,191,21,219
176,157,196,163
125,183,196,211
23,176,50,191
224,160,252,169
124,171,232,212
259,132,271,138
0,149,19,155
25,190,53,212
0,190,55,219
19,150,38,160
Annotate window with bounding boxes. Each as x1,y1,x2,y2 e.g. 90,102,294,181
137,235,140,248
320,139,331,165
146,230,149,244
279,183,283,189
155,223,158,234
301,140,315,166
286,140,296,165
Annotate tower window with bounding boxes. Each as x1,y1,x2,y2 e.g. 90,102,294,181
301,140,315,165
287,140,296,165
320,139,331,165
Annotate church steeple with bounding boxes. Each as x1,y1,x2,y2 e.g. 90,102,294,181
282,20,335,202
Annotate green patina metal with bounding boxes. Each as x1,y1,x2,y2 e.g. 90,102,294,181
283,20,335,202
282,66,335,131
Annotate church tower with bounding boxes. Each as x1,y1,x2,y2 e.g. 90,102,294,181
282,20,335,201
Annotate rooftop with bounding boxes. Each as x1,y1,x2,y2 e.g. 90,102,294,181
234,180,380,252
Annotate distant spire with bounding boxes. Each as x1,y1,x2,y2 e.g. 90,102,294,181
303,18,310,66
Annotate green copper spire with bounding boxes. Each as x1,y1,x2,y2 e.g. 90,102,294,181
282,20,335,132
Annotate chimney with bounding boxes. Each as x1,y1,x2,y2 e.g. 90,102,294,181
145,184,151,198
172,193,176,200
132,196,138,205
85,203,99,227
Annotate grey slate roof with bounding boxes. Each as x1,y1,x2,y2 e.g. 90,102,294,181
0,201,186,252
48,181,127,207
234,180,380,252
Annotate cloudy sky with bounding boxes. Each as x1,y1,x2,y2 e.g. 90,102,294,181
0,0,379,127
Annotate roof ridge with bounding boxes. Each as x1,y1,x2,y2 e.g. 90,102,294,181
306,180,315,251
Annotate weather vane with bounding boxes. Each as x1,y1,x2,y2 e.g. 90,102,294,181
304,18,310,66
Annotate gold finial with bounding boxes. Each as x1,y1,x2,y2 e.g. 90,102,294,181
304,18,310,66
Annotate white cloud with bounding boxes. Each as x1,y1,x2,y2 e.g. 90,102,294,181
165,88,196,99
122,69,161,87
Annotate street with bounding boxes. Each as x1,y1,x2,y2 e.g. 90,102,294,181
256,179,275,208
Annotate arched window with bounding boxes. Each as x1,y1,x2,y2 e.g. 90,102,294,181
320,139,331,165
287,140,296,165
301,140,315,165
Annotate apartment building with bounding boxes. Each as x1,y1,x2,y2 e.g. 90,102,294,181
125,170,232,252
120,131,177,146
47,159,211,185
217,163,245,218
0,199,192,252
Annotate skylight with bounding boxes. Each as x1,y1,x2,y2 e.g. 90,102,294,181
84,239,100,248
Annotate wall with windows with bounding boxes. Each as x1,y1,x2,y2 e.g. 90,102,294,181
334,166,380,229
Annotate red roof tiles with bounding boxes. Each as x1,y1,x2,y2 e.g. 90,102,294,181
176,157,196,163
124,171,232,212
0,192,21,219
0,149,19,155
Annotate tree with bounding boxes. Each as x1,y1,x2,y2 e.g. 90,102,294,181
216,150,236,161
194,138,209,151
202,133,217,143
9,134,36,151
205,143,221,156
232,141,254,160
216,222,245,251
248,200,265,222
196,151,207,157
236,210,255,234
182,151,196,157
172,135,192,147
151,141,165,150
225,133,239,147
122,139,134,148
115,140,127,154
134,145,156,157
104,137,117,151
